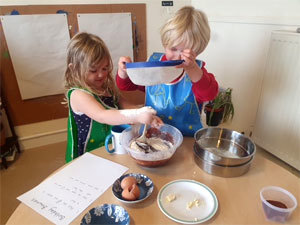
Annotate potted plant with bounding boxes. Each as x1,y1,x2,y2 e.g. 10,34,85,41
204,88,234,126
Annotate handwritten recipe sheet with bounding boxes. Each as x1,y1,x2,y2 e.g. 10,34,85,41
17,153,128,224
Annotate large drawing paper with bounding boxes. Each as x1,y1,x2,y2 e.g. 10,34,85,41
17,153,128,224
77,13,133,76
1,14,69,99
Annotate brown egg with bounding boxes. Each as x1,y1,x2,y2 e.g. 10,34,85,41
122,184,140,201
131,184,140,198
121,176,137,189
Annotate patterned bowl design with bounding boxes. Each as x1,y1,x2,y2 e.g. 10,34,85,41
112,173,154,204
81,204,130,225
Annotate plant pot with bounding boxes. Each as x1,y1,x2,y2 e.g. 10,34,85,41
204,106,224,126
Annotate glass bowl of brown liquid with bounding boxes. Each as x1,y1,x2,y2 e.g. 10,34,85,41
260,186,297,223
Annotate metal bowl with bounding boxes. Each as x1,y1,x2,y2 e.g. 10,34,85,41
194,150,253,177
194,127,256,166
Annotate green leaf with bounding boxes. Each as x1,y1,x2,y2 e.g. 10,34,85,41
205,88,234,125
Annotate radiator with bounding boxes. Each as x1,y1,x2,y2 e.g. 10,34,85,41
252,30,300,171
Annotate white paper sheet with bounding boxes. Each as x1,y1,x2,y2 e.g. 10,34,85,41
17,152,128,224
1,14,70,100
77,13,133,76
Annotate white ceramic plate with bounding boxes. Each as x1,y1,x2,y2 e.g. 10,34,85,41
157,179,218,224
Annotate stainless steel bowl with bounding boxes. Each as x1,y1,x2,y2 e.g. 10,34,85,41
194,127,256,166
194,150,253,177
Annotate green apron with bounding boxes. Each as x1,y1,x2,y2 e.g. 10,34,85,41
66,88,117,163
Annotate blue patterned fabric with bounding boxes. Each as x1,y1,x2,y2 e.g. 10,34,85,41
71,95,117,158
145,53,203,136
72,113,91,156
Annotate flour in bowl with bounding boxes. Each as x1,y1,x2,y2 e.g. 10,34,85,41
130,137,173,153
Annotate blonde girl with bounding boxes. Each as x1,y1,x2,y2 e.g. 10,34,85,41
64,32,161,162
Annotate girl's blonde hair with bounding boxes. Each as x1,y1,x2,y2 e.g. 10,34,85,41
64,32,119,101
160,6,210,55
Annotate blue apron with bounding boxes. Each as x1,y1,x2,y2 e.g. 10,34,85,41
145,52,203,136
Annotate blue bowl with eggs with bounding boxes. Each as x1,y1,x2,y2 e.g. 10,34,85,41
112,173,154,204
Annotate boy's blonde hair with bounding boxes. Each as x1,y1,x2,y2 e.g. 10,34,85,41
160,6,210,55
64,32,119,101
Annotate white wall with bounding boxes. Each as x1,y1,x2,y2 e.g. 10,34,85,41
192,0,300,25
0,0,190,58
192,0,300,134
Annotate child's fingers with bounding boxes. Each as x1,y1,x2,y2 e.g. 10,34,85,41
181,53,195,62
181,50,196,62
180,56,193,68
182,49,196,57
118,58,125,69
122,56,133,64
140,106,156,115
119,62,126,70
151,116,164,128
118,56,132,69
154,116,163,125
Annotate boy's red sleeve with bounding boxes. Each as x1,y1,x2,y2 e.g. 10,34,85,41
116,73,145,92
192,62,219,103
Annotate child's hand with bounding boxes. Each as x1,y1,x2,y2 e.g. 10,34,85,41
151,115,164,127
176,49,198,71
118,56,132,79
176,49,203,82
136,106,164,126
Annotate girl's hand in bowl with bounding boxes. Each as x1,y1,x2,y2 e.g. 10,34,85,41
135,106,163,126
